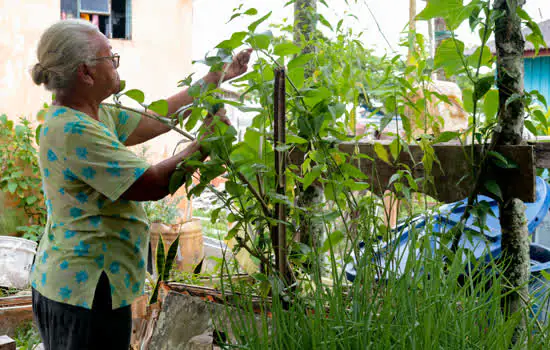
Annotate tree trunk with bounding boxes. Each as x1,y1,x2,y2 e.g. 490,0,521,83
294,0,317,56
493,0,528,343
293,0,324,269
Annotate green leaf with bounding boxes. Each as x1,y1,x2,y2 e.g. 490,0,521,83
169,170,186,195
288,53,315,70
26,196,38,205
462,88,474,113
484,180,502,201
288,67,305,90
273,42,301,57
156,235,166,280
416,0,476,30
287,134,308,144
533,110,548,129
505,93,523,110
374,143,390,164
487,151,518,169
303,87,331,107
434,38,465,77
434,131,460,144
148,100,169,116
340,163,368,180
530,90,548,109
7,182,17,193
216,31,248,50
389,138,402,161
225,181,244,196
321,230,344,253
473,76,494,101
246,31,273,50
188,84,201,98
35,124,42,146
244,8,258,15
303,165,322,190
163,235,180,281
466,45,493,68
525,120,538,136
483,89,499,121
248,11,272,32
15,125,25,138
124,89,145,104
193,258,204,275
317,13,332,30
328,103,346,119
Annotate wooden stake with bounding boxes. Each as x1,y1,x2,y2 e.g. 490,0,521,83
273,67,288,283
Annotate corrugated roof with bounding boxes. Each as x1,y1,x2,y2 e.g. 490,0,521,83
486,18,550,52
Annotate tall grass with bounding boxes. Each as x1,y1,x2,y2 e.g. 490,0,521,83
212,217,550,349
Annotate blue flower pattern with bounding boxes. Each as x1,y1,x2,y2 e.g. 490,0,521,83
107,162,121,177
52,108,67,118
59,286,72,300
64,121,85,135
70,207,84,218
95,255,105,268
63,168,78,181
134,168,146,179
75,270,88,284
118,111,129,125
81,167,96,180
120,228,130,241
75,192,88,204
74,241,90,257
47,149,57,161
76,147,88,160
109,261,121,274
89,216,101,227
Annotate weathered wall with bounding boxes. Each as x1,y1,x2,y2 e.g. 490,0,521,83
0,0,194,163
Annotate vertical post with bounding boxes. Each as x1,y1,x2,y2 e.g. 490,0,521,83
434,17,448,81
274,67,287,281
408,0,416,64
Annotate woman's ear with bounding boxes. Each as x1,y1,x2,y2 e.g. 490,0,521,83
76,63,94,86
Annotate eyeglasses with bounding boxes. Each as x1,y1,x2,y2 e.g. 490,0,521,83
91,54,120,68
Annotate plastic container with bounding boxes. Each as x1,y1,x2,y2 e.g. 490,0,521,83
0,236,37,289
345,177,550,323
149,219,204,274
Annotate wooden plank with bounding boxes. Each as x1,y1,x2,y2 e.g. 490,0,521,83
533,141,550,168
288,142,536,203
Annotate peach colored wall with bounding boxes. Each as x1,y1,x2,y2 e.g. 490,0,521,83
0,0,194,162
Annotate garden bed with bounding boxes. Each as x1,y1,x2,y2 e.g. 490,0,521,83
0,293,33,338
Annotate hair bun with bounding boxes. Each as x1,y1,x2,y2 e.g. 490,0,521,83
31,63,49,86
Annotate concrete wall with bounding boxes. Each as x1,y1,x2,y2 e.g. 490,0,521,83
0,0,194,162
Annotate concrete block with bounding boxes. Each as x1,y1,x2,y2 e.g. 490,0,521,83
0,335,15,350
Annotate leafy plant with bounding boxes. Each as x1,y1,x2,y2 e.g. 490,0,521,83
13,321,41,350
0,115,46,240
143,196,183,224
149,233,180,304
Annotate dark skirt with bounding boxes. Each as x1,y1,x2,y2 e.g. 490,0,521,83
32,271,132,350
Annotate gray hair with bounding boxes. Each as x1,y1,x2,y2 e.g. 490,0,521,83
31,19,101,92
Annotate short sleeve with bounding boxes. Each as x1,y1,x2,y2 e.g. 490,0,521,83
100,104,142,144
63,119,151,202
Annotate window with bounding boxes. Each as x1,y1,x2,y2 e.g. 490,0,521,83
60,0,132,40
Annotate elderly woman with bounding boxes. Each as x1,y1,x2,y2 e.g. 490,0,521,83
29,19,251,349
